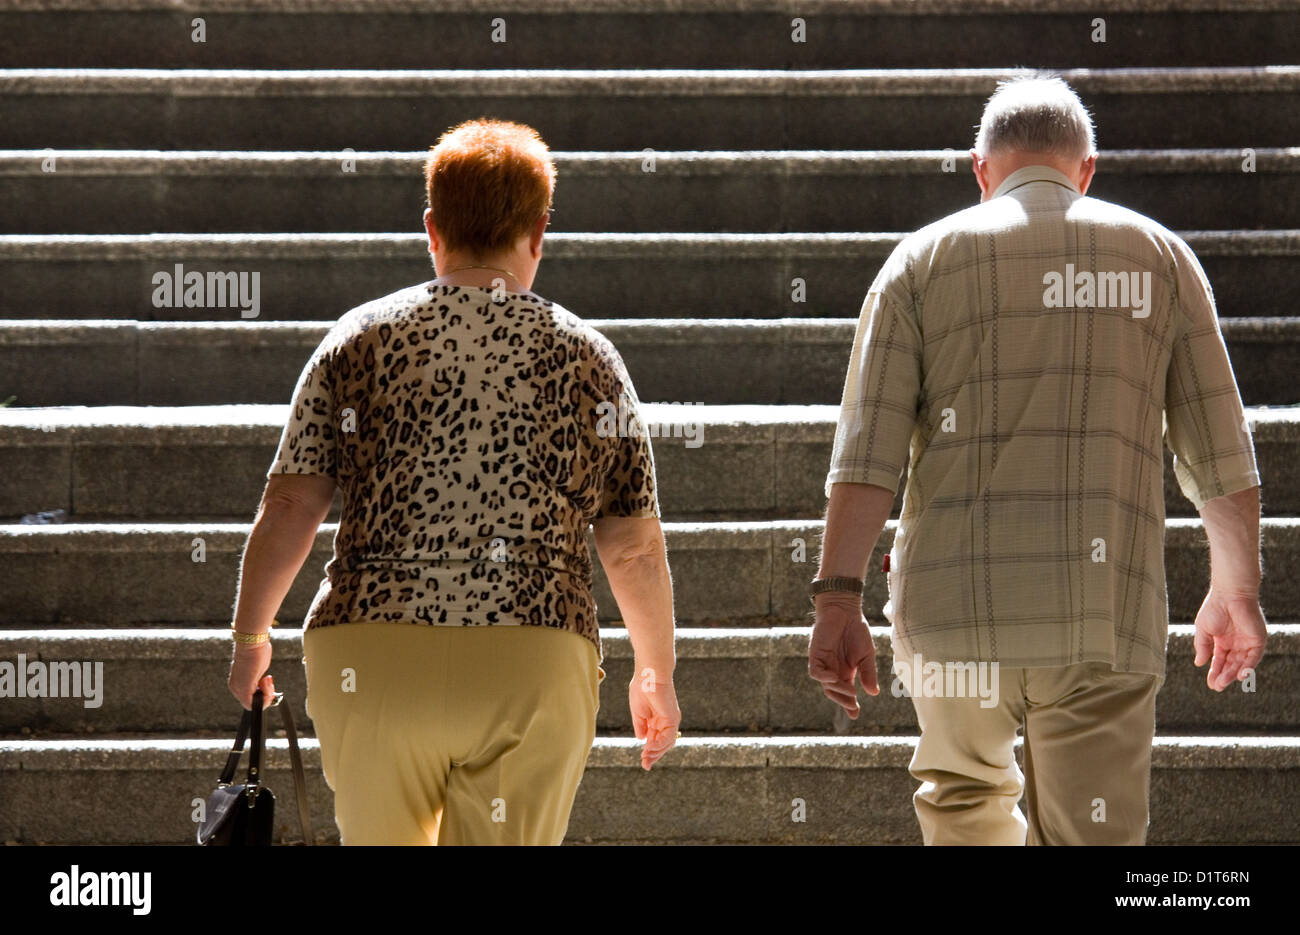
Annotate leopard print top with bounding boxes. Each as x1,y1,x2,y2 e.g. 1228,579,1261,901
267,282,660,660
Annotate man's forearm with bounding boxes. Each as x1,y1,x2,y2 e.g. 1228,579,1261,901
818,482,897,581
231,499,324,632
1200,485,1263,592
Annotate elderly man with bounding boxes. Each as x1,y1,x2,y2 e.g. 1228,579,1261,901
808,76,1266,845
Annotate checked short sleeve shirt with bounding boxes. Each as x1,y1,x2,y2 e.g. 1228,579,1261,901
826,165,1259,679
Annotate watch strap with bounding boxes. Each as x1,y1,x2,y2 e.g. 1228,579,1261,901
808,575,865,603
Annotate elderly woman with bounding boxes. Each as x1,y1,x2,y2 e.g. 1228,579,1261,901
226,118,680,845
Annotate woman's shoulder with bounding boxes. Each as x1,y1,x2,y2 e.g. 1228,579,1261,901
326,284,629,373
319,282,434,348
542,301,630,370
345,281,437,324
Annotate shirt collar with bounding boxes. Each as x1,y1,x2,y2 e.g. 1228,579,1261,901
991,164,1081,199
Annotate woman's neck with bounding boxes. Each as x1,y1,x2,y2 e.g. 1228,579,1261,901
432,256,531,292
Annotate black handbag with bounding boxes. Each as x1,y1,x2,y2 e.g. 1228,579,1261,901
197,688,314,846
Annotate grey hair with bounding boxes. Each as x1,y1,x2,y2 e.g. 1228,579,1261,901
973,75,1096,160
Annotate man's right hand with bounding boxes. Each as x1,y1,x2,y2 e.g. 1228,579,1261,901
1193,586,1267,691
808,594,878,719
629,665,681,771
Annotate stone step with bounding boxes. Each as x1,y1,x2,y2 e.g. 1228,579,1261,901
3,149,1295,233
3,230,1297,324
0,405,1294,525
2,316,1296,408
2,625,1295,736
0,517,1296,627
1,734,1295,843
2,0,1295,69
1,68,1295,152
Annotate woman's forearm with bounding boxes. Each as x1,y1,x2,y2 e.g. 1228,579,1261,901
231,498,325,633
608,550,676,677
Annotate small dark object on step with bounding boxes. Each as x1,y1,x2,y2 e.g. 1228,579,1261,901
20,509,66,525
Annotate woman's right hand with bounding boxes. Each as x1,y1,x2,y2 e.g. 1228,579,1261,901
628,664,681,771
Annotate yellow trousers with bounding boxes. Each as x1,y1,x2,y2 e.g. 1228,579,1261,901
893,640,1161,845
303,623,602,845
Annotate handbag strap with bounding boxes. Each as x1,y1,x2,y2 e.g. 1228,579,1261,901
217,688,314,845
278,697,315,845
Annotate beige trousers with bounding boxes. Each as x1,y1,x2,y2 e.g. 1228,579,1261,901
304,623,602,845
893,641,1161,845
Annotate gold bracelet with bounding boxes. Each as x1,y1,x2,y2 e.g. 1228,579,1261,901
231,619,278,645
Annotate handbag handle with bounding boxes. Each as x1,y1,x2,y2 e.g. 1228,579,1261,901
217,694,255,787
217,688,314,845
248,687,265,786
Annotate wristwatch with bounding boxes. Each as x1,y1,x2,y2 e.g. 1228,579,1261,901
807,576,864,606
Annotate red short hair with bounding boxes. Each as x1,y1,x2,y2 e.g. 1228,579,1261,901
424,118,556,255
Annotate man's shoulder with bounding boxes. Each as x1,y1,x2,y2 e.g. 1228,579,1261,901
1070,194,1183,244
874,205,996,288
889,201,1009,266
894,193,1188,268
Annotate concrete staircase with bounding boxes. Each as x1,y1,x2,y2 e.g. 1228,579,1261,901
1,0,1297,844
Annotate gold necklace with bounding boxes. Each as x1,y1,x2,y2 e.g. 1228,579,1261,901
442,263,519,282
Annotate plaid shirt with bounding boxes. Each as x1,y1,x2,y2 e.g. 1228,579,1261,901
826,165,1259,678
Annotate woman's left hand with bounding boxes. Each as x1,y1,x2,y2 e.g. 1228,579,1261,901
228,640,276,710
